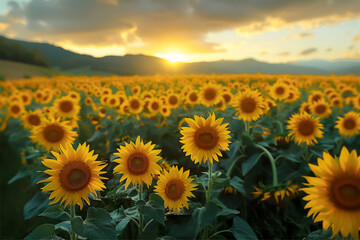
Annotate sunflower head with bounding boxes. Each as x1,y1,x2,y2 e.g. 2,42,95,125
253,181,299,208
310,100,332,119
286,112,324,146
30,117,78,152
233,89,265,122
9,101,25,119
113,136,162,189
335,111,360,137
38,142,107,209
21,109,43,129
52,96,80,119
270,82,290,100
301,147,360,240
199,83,222,107
180,113,231,164
154,166,197,214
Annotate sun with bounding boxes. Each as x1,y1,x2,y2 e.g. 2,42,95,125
156,52,189,63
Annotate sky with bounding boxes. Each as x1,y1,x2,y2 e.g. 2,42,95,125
0,0,359,63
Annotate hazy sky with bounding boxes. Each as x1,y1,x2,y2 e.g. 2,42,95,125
0,0,359,63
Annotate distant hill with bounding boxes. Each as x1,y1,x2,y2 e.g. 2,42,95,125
1,35,360,76
0,60,66,80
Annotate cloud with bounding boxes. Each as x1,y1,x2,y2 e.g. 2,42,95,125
299,48,317,55
278,51,290,56
326,48,332,52
353,31,360,43
0,0,360,55
284,32,314,40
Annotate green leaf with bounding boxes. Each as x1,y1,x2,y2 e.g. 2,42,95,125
110,207,132,235
304,229,333,240
40,205,68,220
229,140,242,159
24,224,59,240
191,201,219,237
8,170,31,184
241,135,254,146
24,192,50,220
137,194,165,225
232,216,257,240
55,221,71,233
72,208,117,240
241,152,263,176
230,176,245,195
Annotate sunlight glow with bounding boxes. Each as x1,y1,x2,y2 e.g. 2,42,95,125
156,53,189,63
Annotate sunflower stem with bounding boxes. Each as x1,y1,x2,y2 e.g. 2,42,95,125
70,205,77,240
206,161,213,203
226,155,243,177
138,184,144,235
255,144,278,186
244,121,250,135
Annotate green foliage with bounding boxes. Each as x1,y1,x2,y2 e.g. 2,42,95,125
0,36,49,67
71,208,117,240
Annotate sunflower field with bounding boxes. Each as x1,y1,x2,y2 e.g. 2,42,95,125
0,73,360,240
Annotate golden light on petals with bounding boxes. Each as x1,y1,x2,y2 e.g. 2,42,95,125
37,142,107,209
301,147,360,240
180,113,231,164
154,166,197,213
234,89,265,122
30,117,78,151
335,111,360,137
113,136,162,189
286,112,324,146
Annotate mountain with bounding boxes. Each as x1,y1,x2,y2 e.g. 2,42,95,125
1,35,360,76
289,59,360,75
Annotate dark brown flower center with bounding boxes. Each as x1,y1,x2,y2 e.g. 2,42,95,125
130,99,140,109
151,102,159,110
240,98,256,113
109,99,116,105
298,120,315,136
59,100,73,113
311,95,321,103
169,96,178,105
165,179,185,200
222,93,231,103
28,115,41,126
43,124,65,143
275,87,284,95
315,104,326,114
194,127,218,149
204,88,216,100
343,118,356,130
330,178,360,210
60,161,91,191
11,105,20,114
127,152,149,175
189,92,198,102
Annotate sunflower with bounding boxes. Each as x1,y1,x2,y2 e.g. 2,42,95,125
308,91,324,103
233,89,265,122
199,83,222,107
30,117,78,152
309,100,332,119
8,101,25,119
286,112,324,146
154,166,197,214
167,93,181,109
180,113,231,164
128,96,143,114
269,82,290,100
148,98,162,114
113,136,162,189
253,181,299,206
335,111,360,137
186,90,199,105
300,101,311,114
301,147,360,240
38,142,107,209
52,96,80,118
21,109,43,129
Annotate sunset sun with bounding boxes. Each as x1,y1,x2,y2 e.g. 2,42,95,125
156,52,189,63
